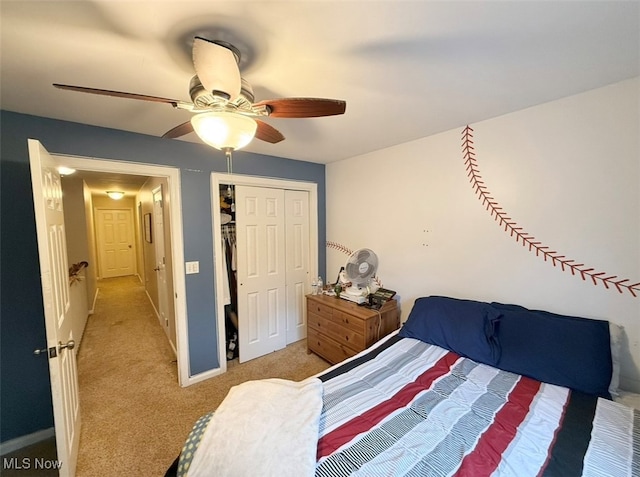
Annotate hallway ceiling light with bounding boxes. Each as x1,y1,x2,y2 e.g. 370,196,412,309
58,166,76,176
106,191,125,200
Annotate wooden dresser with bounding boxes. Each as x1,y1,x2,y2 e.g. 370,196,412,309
306,294,400,364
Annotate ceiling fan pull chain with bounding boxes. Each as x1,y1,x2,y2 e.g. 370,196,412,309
225,148,235,205
225,148,233,176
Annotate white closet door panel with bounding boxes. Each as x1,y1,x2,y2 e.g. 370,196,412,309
246,226,259,278
236,186,286,362
267,288,280,336
266,225,279,274
247,292,259,343
285,190,310,343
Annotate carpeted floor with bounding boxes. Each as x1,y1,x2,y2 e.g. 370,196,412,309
73,276,330,476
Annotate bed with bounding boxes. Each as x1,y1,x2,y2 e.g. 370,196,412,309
166,296,639,477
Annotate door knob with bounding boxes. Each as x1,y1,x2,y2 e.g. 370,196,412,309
154,267,160,271
58,340,75,352
34,346,56,358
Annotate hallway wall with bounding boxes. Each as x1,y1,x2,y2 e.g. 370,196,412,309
138,177,177,349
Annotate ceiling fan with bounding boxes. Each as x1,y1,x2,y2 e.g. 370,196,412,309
53,37,346,149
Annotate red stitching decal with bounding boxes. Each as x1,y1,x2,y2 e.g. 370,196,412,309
461,125,639,298
326,241,354,256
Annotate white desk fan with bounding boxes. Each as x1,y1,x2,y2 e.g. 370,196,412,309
340,248,379,304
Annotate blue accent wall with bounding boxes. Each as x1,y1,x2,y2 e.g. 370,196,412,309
0,110,326,442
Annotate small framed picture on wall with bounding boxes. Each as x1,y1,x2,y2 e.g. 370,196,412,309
144,213,152,243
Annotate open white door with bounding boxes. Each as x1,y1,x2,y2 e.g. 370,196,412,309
153,186,171,336
236,186,287,362
28,139,81,477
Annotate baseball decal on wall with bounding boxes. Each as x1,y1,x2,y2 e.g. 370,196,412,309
326,241,354,256
461,125,639,298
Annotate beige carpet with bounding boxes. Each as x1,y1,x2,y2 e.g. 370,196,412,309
76,276,330,477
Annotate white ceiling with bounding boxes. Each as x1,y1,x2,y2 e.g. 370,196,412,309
1,1,638,165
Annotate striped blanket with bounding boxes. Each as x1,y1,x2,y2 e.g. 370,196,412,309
315,333,640,477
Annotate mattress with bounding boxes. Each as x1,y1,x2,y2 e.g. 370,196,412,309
173,332,639,477
315,333,639,476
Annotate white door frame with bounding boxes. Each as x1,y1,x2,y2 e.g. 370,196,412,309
51,154,190,387
211,173,318,375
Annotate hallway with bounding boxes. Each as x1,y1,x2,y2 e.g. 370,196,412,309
74,275,330,476
76,275,179,476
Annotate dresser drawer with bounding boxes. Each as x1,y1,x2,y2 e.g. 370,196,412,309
308,327,358,364
332,309,365,334
308,312,364,349
307,300,334,320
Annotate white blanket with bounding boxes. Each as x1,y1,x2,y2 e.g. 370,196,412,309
187,377,323,477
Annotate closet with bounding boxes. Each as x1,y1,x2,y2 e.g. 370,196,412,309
220,193,238,360
218,181,312,364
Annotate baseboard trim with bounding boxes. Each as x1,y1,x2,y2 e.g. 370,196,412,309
144,289,177,358
89,286,99,315
184,366,226,387
0,428,55,456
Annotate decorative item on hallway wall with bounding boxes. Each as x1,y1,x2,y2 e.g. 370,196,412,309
69,261,88,285
144,213,153,243
461,125,640,298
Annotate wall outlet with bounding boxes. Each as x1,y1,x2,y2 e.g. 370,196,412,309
185,261,200,274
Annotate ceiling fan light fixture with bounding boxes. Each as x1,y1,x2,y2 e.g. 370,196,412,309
106,191,125,200
191,111,257,151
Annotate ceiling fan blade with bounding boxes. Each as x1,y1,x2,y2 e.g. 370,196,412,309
53,83,180,105
254,98,346,118
255,120,285,144
192,37,241,101
162,121,194,139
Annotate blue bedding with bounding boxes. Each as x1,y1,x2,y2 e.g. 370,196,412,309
399,296,613,398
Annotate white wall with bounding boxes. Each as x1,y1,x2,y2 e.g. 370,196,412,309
62,176,96,302
326,77,640,392
61,175,91,346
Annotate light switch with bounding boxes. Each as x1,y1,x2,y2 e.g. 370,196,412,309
185,261,200,274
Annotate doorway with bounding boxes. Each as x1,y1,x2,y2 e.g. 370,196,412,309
212,173,318,371
55,155,188,386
